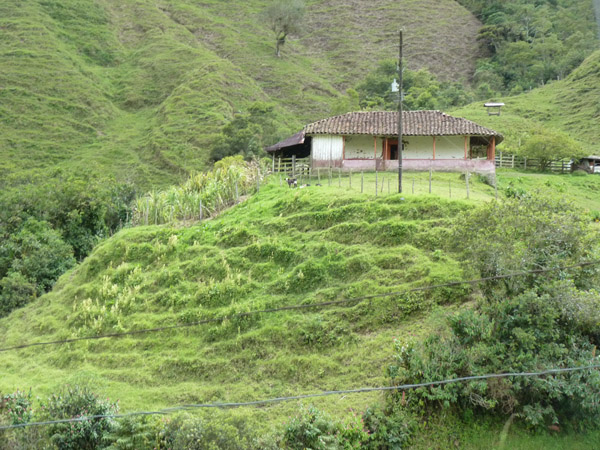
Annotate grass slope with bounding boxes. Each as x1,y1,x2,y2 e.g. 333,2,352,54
1,0,484,190
453,50,600,154
2,171,600,434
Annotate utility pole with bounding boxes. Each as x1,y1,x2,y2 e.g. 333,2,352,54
398,29,404,193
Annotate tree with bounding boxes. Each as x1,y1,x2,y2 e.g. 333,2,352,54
263,0,305,57
0,218,75,316
521,131,586,171
210,102,284,161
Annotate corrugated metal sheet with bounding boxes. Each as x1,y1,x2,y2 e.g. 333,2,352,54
265,131,305,152
312,135,343,161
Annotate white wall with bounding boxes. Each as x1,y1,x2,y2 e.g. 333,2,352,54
344,135,385,159
404,136,467,159
435,135,467,159
312,135,344,161
404,136,434,159
312,135,469,161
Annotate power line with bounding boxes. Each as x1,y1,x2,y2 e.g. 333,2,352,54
1,363,599,431
1,260,598,353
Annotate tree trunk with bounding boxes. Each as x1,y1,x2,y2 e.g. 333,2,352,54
275,32,286,57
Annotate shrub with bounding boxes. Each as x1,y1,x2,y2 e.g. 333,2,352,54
0,219,76,317
361,405,415,450
282,406,367,449
42,386,118,450
154,413,255,450
0,389,45,450
572,169,588,177
388,289,600,429
104,416,158,450
450,195,599,296
0,272,37,318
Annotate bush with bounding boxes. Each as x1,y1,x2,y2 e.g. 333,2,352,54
572,169,588,177
450,195,599,296
0,272,37,318
104,416,158,450
388,289,600,429
0,219,75,317
361,405,414,450
152,413,255,450
0,390,45,450
42,386,118,450
282,406,367,449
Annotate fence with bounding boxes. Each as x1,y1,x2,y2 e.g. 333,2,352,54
271,156,311,176
495,152,572,173
274,169,498,201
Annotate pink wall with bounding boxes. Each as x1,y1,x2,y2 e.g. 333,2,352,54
340,159,495,174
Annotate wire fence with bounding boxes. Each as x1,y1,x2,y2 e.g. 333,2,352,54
1,364,599,431
274,168,497,200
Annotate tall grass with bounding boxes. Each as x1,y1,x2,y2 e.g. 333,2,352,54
133,156,264,225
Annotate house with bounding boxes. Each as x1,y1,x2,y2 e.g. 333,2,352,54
266,111,503,174
574,156,600,174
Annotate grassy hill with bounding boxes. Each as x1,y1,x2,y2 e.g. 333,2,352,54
0,0,485,190
452,50,600,154
2,171,600,442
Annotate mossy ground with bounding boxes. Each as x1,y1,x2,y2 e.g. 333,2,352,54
2,171,600,445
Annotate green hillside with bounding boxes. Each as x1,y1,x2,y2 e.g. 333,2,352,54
2,171,600,440
453,50,600,154
0,0,485,190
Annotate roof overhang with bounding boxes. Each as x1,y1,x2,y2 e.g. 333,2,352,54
265,131,305,152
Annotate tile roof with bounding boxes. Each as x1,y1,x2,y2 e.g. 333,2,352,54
303,111,503,142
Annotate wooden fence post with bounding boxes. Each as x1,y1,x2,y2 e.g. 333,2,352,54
499,151,503,168
318,168,321,184
278,157,281,173
328,168,332,186
292,155,296,178
272,154,275,173
524,157,527,170
199,198,203,221
466,172,470,199
381,176,385,193
429,169,432,194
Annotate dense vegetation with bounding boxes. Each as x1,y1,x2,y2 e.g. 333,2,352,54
2,0,600,447
458,0,599,94
453,49,600,154
0,175,135,317
2,173,600,447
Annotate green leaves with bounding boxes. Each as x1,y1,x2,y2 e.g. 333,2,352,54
0,219,75,317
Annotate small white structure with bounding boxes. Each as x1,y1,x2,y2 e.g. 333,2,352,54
484,102,505,116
